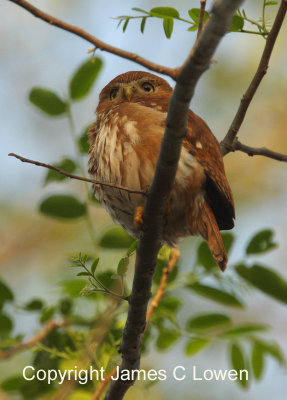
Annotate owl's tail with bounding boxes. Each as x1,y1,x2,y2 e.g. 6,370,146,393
196,202,227,271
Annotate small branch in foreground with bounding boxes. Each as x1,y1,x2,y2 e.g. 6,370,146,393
197,0,207,39
221,0,287,155
228,139,287,162
146,247,179,324
7,0,177,79
92,249,179,400
8,153,147,196
0,320,66,360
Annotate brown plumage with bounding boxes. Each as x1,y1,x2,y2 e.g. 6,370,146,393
88,71,235,270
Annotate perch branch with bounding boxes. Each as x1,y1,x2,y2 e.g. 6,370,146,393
221,0,287,155
8,153,146,196
104,1,243,399
0,320,66,360
228,139,287,162
6,0,177,79
92,248,179,400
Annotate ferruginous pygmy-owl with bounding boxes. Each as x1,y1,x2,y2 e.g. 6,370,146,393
88,71,235,271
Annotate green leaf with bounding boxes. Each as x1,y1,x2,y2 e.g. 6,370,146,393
150,7,179,18
188,283,243,307
0,313,13,336
229,15,244,32
187,25,198,32
68,390,92,400
252,342,265,380
252,339,284,365
62,279,87,297
230,344,249,388
235,263,287,303
59,298,73,316
265,1,278,5
188,8,209,24
153,259,179,285
197,241,216,269
29,88,67,116
126,240,138,255
78,126,91,153
117,257,129,276
69,58,103,100
122,18,130,32
163,18,174,38
224,324,268,337
221,232,235,255
40,306,56,323
39,194,87,219
0,280,13,308
140,17,147,33
44,158,77,184
246,229,277,255
159,296,182,313
96,271,117,291
76,272,91,277
185,338,210,356
24,299,44,311
186,313,232,333
156,328,180,350
91,258,100,275
1,375,24,391
99,227,134,249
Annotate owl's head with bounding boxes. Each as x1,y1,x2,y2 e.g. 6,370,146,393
97,71,172,111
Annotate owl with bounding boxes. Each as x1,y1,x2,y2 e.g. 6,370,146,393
88,71,235,270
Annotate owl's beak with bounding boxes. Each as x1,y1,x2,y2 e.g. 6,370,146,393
123,86,133,101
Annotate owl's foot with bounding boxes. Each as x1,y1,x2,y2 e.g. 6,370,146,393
133,205,144,228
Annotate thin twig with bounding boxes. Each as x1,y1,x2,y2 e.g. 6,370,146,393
6,0,177,79
221,0,287,155
8,153,147,196
197,0,207,39
0,320,66,360
229,139,287,162
92,366,118,400
146,247,179,324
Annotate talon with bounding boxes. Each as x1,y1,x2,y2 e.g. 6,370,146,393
134,205,144,227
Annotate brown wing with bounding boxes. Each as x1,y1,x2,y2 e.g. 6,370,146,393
185,110,235,230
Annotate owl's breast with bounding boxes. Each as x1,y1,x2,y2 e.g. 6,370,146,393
88,103,205,244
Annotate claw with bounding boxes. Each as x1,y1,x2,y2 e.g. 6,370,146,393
133,205,144,227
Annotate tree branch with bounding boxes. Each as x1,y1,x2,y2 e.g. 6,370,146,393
92,248,179,400
6,0,177,79
145,247,179,324
228,138,287,162
197,0,207,39
104,1,243,399
0,320,66,360
220,0,287,155
8,153,146,196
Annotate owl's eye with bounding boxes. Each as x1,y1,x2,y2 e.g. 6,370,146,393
110,88,119,100
142,82,155,93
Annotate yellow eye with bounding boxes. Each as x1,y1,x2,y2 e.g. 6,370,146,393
110,88,119,100
142,82,155,93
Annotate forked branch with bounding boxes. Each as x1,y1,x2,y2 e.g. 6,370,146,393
221,0,287,155
229,139,287,162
